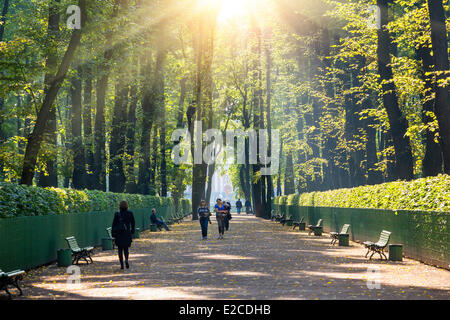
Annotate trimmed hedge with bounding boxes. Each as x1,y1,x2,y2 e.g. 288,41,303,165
179,198,192,214
277,174,450,212
0,182,191,218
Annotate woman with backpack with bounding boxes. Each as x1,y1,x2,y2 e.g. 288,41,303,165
112,200,135,270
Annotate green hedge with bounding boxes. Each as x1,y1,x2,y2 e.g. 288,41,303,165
179,198,192,214
0,182,191,218
291,174,450,212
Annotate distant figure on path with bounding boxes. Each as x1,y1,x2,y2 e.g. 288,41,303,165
150,208,171,231
245,199,252,214
198,200,211,240
236,199,242,214
112,200,135,270
214,198,227,239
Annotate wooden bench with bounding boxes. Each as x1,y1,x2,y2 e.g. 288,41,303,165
270,210,282,221
292,217,305,230
65,236,94,265
0,268,25,299
280,216,293,226
363,230,392,260
106,227,115,249
308,219,323,235
330,224,350,245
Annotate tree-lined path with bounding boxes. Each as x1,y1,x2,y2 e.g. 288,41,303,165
14,215,450,300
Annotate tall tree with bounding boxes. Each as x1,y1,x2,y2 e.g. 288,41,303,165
20,0,86,185
38,0,61,188
82,63,95,189
71,66,86,188
426,0,450,174
93,0,120,191
376,0,414,180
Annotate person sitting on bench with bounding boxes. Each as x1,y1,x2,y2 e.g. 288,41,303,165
150,208,171,231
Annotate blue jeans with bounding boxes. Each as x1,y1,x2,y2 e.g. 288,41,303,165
237,207,241,214
225,216,230,231
157,220,170,231
200,217,209,238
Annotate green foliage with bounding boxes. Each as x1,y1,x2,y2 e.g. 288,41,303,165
276,175,450,212
0,182,190,218
278,195,288,205
286,193,300,205
179,198,192,214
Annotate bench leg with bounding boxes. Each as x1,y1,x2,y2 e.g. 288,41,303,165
12,277,23,296
4,285,12,300
365,248,371,258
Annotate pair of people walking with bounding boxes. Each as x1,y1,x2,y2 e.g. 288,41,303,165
197,198,231,240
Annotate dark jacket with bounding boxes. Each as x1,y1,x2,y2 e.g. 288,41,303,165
236,200,242,208
150,212,159,224
112,210,135,248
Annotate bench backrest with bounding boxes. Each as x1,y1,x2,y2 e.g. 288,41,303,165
340,224,350,234
66,236,81,251
376,230,391,247
316,219,323,227
106,227,113,238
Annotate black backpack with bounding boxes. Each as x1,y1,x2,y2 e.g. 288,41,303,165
112,211,128,236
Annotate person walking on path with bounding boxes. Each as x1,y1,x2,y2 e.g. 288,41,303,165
150,208,171,231
236,199,242,214
224,201,232,231
214,198,227,239
198,200,211,240
111,200,135,270
245,199,252,214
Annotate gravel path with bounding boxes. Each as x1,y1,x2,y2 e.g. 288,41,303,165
10,214,450,300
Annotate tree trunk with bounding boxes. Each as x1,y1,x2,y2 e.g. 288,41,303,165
159,81,167,197
284,152,295,195
426,0,450,174
71,66,86,189
83,64,95,189
38,0,61,188
190,9,218,220
138,42,166,195
93,1,120,191
0,0,9,41
109,80,129,193
125,70,138,194
0,0,9,136
20,0,86,186
377,0,414,180
418,44,443,176
264,36,273,218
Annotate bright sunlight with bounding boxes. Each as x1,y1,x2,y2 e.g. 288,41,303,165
217,0,260,23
